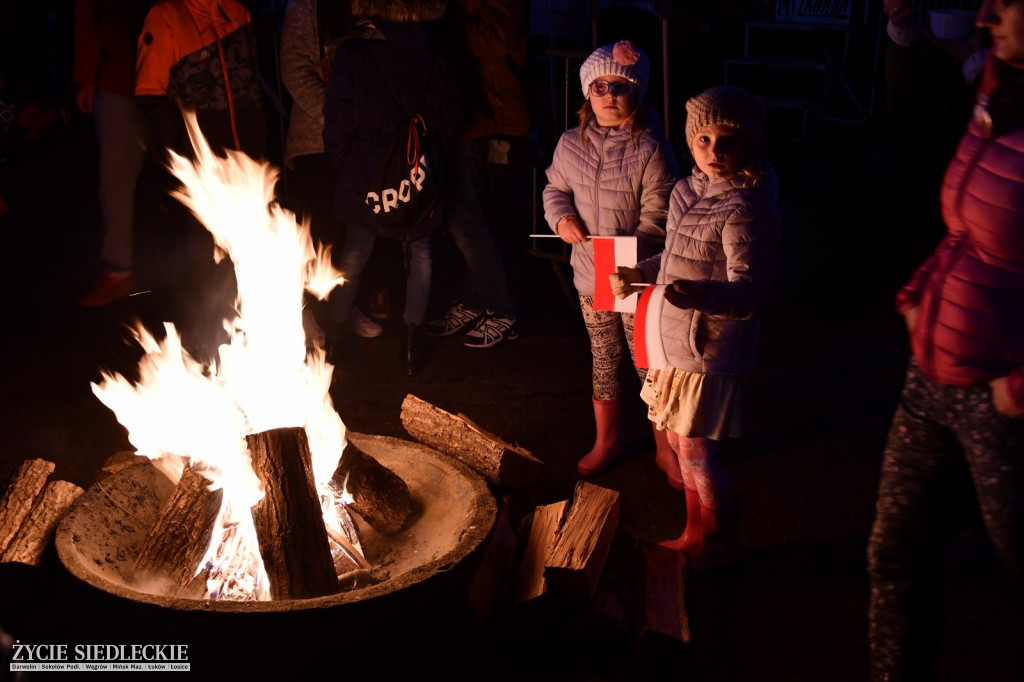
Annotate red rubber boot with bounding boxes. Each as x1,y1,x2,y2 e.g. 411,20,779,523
577,398,623,476
658,486,703,553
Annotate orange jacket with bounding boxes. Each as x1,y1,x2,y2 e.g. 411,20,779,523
73,0,145,97
136,0,264,154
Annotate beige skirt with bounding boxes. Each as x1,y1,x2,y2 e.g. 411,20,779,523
640,366,745,440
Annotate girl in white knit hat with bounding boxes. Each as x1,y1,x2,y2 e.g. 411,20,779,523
543,39,679,480
611,85,782,572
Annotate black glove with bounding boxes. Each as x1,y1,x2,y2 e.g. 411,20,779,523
664,278,709,310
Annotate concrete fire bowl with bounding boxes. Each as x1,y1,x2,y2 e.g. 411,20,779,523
55,432,497,613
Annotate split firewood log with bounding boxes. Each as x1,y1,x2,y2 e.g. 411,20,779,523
131,462,223,595
513,500,568,605
639,542,691,643
467,505,517,620
543,482,620,602
0,480,83,566
330,440,411,535
247,427,338,600
0,459,55,555
399,394,542,489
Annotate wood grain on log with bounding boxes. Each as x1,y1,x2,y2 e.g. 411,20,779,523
513,500,568,605
0,480,83,566
247,427,338,600
131,463,222,593
330,441,410,535
640,543,691,642
543,482,620,601
0,459,55,555
400,394,542,489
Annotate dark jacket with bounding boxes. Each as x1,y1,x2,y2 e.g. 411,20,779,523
896,56,1024,409
322,1,461,241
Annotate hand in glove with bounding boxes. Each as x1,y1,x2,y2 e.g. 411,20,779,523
609,266,644,299
664,278,709,310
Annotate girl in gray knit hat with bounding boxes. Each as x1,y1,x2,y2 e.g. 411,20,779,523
610,84,782,572
543,39,679,479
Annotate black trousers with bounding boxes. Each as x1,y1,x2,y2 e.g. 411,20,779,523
867,360,1024,680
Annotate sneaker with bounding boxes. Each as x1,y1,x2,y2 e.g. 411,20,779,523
368,289,389,320
463,311,518,348
426,301,483,337
79,270,135,307
349,307,382,338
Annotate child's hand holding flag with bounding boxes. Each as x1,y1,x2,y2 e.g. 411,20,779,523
610,266,645,299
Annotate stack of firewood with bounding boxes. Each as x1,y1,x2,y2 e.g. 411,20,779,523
0,458,83,567
399,394,690,645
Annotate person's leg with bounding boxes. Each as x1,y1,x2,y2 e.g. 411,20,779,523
867,365,967,681
445,138,516,317
402,236,432,327
329,224,376,326
94,90,149,272
577,293,628,475
958,383,1024,653
659,431,703,553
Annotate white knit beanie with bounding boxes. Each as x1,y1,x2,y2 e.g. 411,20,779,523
579,40,650,101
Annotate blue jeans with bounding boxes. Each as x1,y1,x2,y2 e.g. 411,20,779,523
443,137,515,316
330,224,431,326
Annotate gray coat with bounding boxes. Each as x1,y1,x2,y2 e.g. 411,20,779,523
543,116,678,296
280,0,327,168
637,166,781,375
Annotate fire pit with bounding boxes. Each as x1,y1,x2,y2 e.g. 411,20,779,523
55,432,496,612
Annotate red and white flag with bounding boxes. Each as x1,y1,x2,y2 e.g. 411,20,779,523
592,236,637,313
634,284,667,370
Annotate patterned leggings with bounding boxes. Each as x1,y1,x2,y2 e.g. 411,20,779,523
867,360,1024,680
579,293,645,401
665,432,731,508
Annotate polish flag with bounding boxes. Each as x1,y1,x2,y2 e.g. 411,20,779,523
634,284,667,370
592,236,637,313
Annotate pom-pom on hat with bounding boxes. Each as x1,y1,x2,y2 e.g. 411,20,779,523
579,40,650,101
684,85,767,150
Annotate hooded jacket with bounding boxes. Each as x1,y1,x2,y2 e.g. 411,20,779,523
322,0,461,241
135,0,266,157
639,165,781,376
543,114,679,296
896,56,1024,409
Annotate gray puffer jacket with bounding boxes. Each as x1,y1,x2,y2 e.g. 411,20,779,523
636,165,781,375
543,115,678,296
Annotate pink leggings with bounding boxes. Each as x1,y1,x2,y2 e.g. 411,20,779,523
665,432,732,508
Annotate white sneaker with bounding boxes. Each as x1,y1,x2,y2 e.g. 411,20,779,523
349,307,383,338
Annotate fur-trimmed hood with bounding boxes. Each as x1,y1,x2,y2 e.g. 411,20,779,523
350,0,447,23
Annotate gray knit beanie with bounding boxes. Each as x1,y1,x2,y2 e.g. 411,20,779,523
684,85,766,150
579,40,650,101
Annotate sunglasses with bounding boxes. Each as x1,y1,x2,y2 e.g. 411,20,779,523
588,81,635,97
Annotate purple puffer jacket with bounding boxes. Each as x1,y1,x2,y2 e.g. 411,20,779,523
896,64,1024,410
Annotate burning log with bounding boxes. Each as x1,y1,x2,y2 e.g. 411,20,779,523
0,480,83,566
513,500,568,605
246,426,338,600
0,459,56,555
541,482,620,602
131,462,223,595
330,440,411,535
639,543,691,643
400,394,542,489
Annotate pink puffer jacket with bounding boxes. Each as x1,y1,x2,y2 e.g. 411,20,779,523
896,61,1024,410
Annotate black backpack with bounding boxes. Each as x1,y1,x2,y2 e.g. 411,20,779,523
363,51,438,229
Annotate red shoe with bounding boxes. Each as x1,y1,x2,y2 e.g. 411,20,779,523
79,270,135,307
